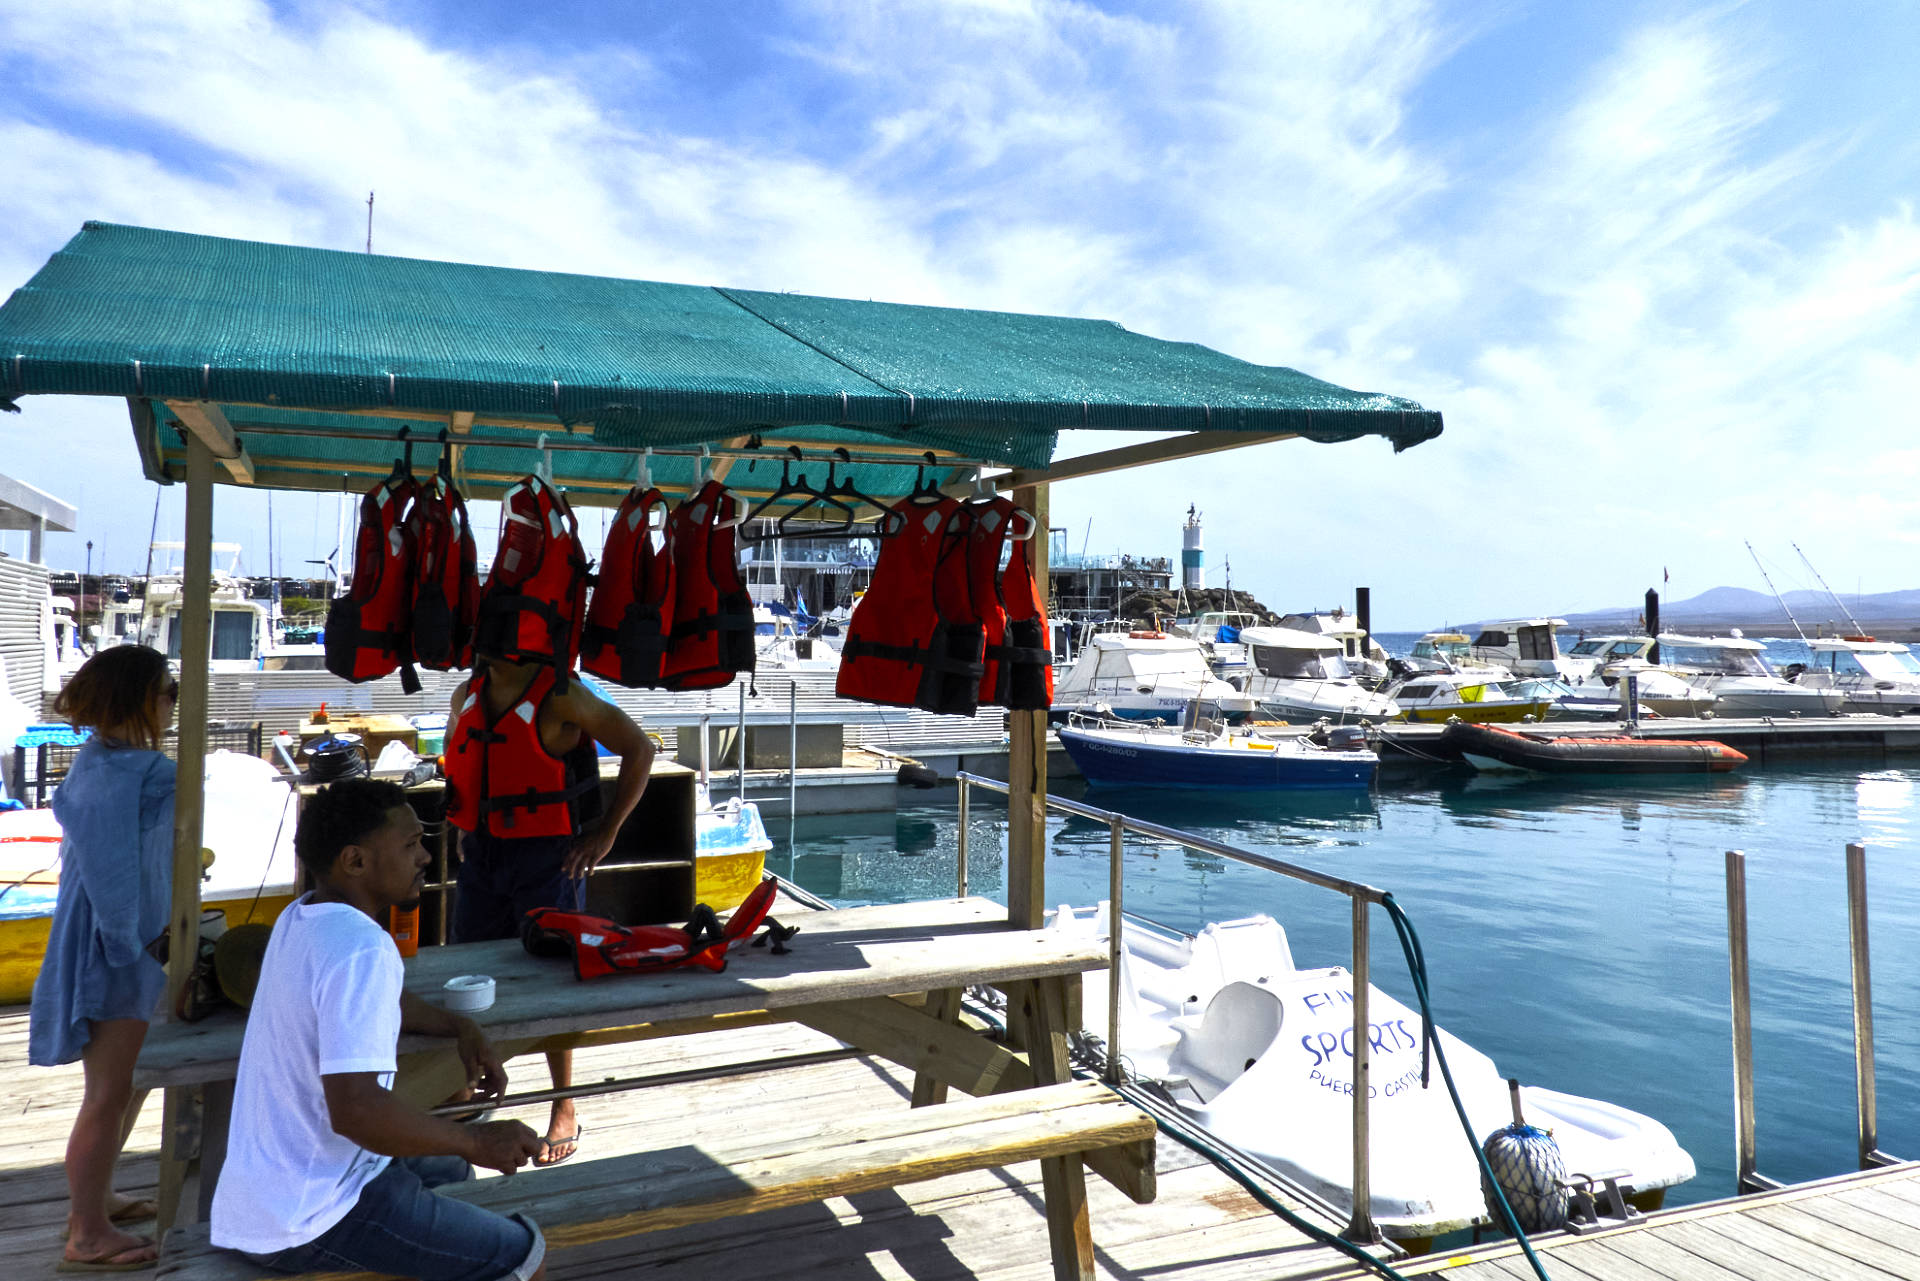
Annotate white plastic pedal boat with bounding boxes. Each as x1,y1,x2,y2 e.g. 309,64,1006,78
1048,905,1696,1244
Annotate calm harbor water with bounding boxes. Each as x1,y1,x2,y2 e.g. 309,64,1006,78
769,760,1920,1212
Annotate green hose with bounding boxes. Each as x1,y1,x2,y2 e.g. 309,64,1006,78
1380,892,1552,1281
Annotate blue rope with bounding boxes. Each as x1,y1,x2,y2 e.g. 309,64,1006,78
1380,892,1553,1281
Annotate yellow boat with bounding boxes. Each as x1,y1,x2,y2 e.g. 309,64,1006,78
1386,671,1552,724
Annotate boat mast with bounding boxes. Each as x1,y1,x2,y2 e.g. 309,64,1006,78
1745,541,1809,644
1791,542,1867,637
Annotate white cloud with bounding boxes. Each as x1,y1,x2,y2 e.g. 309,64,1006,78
0,1,1916,628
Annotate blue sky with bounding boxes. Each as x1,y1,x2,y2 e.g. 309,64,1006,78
2,0,1918,627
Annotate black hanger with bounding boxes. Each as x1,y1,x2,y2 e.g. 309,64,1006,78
388,426,414,485
818,447,906,537
742,448,855,542
436,427,453,483
909,450,946,501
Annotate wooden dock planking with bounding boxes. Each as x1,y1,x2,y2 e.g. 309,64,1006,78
1400,1161,1920,1281
4,1005,1379,1281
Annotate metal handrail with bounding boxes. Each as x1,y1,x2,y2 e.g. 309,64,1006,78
1727,843,1901,1195
954,770,1390,1243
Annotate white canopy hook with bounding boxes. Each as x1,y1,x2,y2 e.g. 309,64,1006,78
535,433,555,486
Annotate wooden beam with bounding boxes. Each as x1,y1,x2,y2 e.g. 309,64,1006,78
706,434,759,485
165,401,256,485
1005,430,1295,488
158,434,216,1234
448,410,474,487
1006,481,1050,930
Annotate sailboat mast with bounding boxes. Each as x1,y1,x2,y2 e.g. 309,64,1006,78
1745,541,1809,644
1791,542,1866,637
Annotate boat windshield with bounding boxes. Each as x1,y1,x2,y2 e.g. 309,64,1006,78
1568,639,1608,656
1411,638,1469,662
1845,649,1920,678
1687,647,1773,677
1605,640,1650,659
1251,645,1350,681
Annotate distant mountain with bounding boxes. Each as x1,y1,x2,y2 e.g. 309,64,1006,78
1552,585,1920,631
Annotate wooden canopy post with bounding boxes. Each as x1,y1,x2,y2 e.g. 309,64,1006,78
1005,482,1050,930
157,432,215,1230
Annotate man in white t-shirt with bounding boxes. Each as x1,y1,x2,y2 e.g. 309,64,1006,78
211,777,549,1281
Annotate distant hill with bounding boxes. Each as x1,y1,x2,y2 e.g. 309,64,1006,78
1547,585,1920,639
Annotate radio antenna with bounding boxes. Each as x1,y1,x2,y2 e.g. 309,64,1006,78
365,190,374,253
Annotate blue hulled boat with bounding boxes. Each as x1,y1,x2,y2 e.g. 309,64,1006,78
1057,716,1376,790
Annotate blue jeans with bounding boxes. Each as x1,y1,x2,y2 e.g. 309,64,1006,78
244,1155,543,1281
452,830,583,943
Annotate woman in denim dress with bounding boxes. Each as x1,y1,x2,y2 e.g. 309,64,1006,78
29,646,177,1272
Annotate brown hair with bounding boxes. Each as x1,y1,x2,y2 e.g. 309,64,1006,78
53,646,173,749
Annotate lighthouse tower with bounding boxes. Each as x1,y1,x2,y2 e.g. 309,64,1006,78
1181,504,1205,591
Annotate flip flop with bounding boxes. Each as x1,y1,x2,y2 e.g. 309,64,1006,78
534,1126,583,1168
60,1203,158,1241
56,1240,157,1272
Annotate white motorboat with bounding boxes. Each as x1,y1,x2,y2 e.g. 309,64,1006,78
1381,670,1549,723
1791,638,1920,715
1049,906,1697,1245
1236,626,1399,723
1656,632,1845,717
1400,631,1517,681
1051,630,1259,723
1178,610,1260,676
1467,619,1594,681
1277,611,1391,687
1559,636,1714,718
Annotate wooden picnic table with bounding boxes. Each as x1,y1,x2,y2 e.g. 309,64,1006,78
137,896,1132,1281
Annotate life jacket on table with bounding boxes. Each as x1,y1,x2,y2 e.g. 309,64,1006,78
660,479,754,691
836,495,985,716
580,486,676,688
444,665,599,838
475,475,591,684
406,474,480,672
520,877,788,980
324,474,421,692
966,496,1054,710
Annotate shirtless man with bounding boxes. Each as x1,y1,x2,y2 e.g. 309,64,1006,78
444,653,653,1165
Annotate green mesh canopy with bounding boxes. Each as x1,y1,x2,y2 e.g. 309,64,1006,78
0,222,1441,503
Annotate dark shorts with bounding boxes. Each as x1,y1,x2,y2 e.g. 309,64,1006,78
452,828,584,943
244,1155,543,1281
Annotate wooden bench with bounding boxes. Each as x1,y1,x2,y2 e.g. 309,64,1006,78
153,1079,1156,1280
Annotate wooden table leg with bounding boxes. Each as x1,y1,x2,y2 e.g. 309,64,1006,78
195,1080,234,1221
911,987,962,1108
1018,975,1096,1281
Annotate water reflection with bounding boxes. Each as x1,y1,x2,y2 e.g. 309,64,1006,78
770,761,1920,1215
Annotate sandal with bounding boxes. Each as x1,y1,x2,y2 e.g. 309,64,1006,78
56,1239,157,1273
60,1202,158,1242
534,1125,584,1168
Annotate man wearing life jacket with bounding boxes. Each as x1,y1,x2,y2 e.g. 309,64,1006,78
443,649,654,1166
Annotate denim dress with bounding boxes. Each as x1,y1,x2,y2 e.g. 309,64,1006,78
28,743,176,1065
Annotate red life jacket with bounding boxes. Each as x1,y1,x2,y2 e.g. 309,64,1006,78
324,474,421,693
967,496,1054,710
580,486,676,688
660,479,755,691
836,495,985,716
444,665,598,838
475,476,590,679
406,475,480,672
520,877,786,980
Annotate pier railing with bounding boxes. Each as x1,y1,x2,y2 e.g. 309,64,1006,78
953,770,1392,1244
1725,843,1902,1195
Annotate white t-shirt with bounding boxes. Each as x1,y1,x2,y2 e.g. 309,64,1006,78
211,894,405,1253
